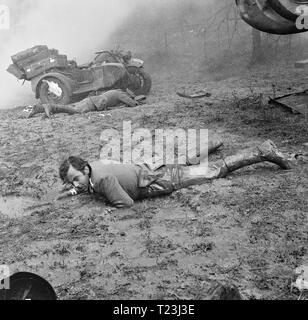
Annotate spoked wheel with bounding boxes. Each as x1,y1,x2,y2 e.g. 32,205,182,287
39,77,71,105
127,67,152,96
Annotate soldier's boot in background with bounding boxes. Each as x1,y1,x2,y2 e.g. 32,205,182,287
27,104,45,118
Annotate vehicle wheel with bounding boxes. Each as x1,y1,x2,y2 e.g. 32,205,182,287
39,77,71,105
127,67,152,96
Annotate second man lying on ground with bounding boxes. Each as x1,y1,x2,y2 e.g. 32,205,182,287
28,89,146,118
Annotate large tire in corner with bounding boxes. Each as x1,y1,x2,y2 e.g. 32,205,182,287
39,77,72,105
127,67,152,96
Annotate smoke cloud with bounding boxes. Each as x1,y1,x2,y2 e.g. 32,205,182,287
0,0,141,108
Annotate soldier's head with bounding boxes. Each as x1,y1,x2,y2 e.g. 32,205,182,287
59,156,91,191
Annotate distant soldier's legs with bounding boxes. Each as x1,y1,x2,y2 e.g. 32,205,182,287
28,98,96,118
43,98,96,118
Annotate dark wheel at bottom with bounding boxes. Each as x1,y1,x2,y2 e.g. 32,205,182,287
0,272,57,300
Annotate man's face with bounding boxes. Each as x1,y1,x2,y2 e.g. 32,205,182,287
65,165,90,191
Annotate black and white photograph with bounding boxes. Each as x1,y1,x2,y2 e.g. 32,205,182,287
0,0,307,304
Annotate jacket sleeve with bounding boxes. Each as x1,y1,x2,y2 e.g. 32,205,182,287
117,93,137,108
95,175,134,208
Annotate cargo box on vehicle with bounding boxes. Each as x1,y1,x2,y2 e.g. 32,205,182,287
24,55,68,79
7,64,26,80
15,49,59,70
11,45,49,64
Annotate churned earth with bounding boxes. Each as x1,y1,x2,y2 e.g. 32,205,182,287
0,62,307,300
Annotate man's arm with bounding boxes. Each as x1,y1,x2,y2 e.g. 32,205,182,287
117,92,138,108
56,187,85,200
95,175,134,208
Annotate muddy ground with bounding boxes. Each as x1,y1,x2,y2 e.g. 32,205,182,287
0,62,307,300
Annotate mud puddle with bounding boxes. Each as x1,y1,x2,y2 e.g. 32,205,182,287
0,195,37,218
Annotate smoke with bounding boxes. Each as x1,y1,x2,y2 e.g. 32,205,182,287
0,0,141,108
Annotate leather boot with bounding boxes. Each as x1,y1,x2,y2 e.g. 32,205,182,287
217,140,291,178
172,140,291,190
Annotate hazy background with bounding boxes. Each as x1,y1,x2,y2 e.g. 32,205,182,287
0,0,307,109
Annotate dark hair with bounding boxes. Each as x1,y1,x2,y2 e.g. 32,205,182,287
59,156,89,182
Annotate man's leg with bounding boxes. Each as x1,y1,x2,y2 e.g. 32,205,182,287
43,98,97,118
28,103,81,118
28,97,97,118
187,140,224,165
43,104,81,118
148,140,223,171
173,140,291,190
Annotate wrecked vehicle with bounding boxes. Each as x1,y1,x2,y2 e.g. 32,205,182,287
7,45,152,105
84,49,152,96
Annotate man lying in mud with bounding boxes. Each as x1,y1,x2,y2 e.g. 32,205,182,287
28,89,145,118
57,140,291,208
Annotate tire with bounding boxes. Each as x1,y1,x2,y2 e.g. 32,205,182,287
267,0,298,22
127,67,152,96
39,77,71,105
